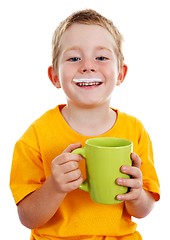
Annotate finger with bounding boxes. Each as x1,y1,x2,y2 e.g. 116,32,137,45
121,165,142,179
53,152,82,165
116,177,142,189
64,176,83,192
116,189,139,201
63,143,82,153
64,168,82,184
131,152,141,168
60,160,79,174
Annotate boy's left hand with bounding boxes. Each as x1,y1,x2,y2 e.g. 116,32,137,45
116,152,143,201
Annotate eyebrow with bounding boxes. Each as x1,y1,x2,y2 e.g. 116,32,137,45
64,46,113,53
63,47,81,53
96,47,113,52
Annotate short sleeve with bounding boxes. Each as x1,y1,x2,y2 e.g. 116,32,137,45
10,125,46,204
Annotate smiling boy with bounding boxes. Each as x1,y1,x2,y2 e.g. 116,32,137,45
10,9,160,240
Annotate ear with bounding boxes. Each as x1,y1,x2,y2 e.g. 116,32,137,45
48,66,61,88
116,64,128,86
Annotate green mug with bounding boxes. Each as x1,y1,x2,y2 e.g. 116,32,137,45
72,137,133,204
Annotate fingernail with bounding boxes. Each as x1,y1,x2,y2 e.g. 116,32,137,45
121,166,127,172
116,195,123,200
117,178,123,185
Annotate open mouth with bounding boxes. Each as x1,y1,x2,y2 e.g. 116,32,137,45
73,78,103,87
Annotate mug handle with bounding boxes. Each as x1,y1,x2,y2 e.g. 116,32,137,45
72,148,89,192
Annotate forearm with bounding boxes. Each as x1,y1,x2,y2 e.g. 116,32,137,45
17,176,66,229
125,189,155,218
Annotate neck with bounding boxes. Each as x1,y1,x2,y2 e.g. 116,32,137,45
61,103,117,136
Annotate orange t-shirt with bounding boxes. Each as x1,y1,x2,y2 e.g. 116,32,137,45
10,105,160,239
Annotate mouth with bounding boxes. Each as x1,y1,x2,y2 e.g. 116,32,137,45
73,78,103,87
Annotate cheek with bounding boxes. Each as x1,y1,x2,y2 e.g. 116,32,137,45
58,63,75,79
58,74,73,94
57,70,68,86
102,62,118,76
105,70,118,86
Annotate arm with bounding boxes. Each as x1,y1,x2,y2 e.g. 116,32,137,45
17,143,83,229
116,152,155,218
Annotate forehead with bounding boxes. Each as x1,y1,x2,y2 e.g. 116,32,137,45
60,23,116,50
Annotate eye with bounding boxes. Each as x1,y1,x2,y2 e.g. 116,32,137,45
96,56,108,61
68,57,81,62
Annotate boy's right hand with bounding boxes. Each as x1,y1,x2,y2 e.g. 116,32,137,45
51,143,83,193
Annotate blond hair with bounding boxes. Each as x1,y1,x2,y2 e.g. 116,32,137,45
51,9,124,72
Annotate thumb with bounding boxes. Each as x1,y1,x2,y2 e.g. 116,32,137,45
131,152,141,168
63,142,82,153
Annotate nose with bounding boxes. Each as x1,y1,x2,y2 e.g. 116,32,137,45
83,68,95,73
80,59,96,73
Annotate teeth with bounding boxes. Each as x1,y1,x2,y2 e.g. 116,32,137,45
77,82,101,86
73,78,102,87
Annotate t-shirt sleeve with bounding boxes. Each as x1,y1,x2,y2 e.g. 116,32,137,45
10,125,46,204
137,120,160,201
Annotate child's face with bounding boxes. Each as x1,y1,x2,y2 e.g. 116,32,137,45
56,23,124,107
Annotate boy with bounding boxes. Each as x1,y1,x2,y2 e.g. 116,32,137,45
10,9,160,240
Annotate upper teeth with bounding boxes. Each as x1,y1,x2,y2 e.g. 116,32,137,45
76,82,100,86
73,78,102,84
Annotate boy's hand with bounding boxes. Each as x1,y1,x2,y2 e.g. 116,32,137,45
51,143,83,194
116,152,143,201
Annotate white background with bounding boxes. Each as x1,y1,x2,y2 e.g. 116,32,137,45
0,0,169,239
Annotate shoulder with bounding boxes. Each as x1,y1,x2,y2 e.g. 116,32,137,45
27,104,67,132
114,108,145,129
33,105,63,125
19,105,64,142
112,108,150,145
